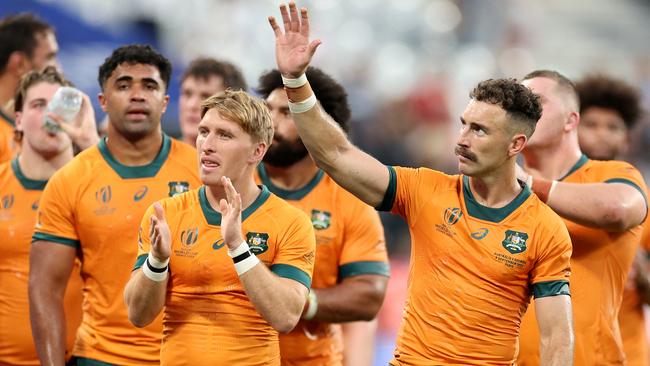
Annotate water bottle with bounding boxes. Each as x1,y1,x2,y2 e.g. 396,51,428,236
43,86,83,133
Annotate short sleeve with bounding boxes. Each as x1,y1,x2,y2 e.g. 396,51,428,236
338,197,390,280
270,211,316,289
32,169,80,247
133,203,156,270
530,215,572,298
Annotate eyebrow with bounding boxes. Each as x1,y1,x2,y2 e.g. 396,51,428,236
29,97,47,105
460,116,489,131
114,76,160,86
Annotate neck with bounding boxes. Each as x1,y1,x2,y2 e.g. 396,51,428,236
263,157,319,190
468,161,522,208
522,137,582,180
105,126,163,166
18,144,74,181
205,177,261,214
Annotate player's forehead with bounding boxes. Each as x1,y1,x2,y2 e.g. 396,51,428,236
109,62,164,84
25,81,60,102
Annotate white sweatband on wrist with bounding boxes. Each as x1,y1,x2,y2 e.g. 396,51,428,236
288,94,317,114
548,180,558,198
302,290,318,320
142,252,169,282
228,241,260,276
282,73,308,88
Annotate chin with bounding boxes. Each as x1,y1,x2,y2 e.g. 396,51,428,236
200,173,223,187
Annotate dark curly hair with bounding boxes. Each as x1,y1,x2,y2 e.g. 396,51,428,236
256,67,351,132
0,13,52,73
469,78,542,138
98,44,172,91
576,74,641,128
181,57,247,91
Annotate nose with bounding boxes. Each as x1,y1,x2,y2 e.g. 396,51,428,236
456,125,470,147
130,85,146,102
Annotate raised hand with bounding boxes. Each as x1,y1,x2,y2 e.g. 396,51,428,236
219,176,244,250
268,2,321,78
149,202,171,262
49,93,100,150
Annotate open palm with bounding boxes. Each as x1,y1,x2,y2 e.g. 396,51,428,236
219,176,244,250
269,2,321,78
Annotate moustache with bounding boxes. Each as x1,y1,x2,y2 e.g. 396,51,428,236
454,146,476,161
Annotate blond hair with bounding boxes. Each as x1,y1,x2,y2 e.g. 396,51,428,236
201,89,273,146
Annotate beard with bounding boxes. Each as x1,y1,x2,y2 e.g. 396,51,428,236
263,135,309,167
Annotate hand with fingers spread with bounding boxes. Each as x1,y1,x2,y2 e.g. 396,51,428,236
149,202,171,262
219,176,245,250
268,2,321,78
48,93,100,150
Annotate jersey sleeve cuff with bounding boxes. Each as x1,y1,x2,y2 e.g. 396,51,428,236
271,263,312,289
375,166,397,212
532,280,570,298
338,261,390,281
605,178,648,220
32,232,80,248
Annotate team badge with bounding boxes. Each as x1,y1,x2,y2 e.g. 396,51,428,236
502,230,528,254
311,209,331,230
246,232,269,254
168,181,190,197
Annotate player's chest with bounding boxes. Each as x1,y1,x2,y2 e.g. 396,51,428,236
413,201,535,279
75,179,193,231
0,188,40,258
168,221,280,284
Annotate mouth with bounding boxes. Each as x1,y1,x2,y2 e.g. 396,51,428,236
454,146,475,162
126,108,150,120
200,156,221,171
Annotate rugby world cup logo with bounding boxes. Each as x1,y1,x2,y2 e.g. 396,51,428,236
443,207,463,226
95,185,112,204
180,227,199,247
1,194,14,209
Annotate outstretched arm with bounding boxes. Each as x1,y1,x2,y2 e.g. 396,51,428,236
268,2,390,208
536,295,574,366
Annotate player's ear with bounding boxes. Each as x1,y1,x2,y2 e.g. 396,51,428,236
98,93,108,113
509,133,527,157
249,141,267,163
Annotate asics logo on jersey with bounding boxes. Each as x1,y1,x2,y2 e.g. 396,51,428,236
311,209,331,230
471,228,489,240
1,194,14,209
180,227,199,246
168,181,190,197
212,238,225,250
502,230,528,254
95,186,112,204
246,232,269,254
443,207,463,225
133,186,148,201
31,200,39,211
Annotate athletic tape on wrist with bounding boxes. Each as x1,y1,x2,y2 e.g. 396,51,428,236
228,241,259,276
288,94,317,114
302,290,318,320
281,73,308,88
142,252,169,282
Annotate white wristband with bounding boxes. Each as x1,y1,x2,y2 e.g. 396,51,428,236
288,94,317,114
281,73,308,88
228,241,260,276
302,290,318,320
142,252,169,282
549,180,558,198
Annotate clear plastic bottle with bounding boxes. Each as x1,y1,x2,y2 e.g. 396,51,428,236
43,86,83,133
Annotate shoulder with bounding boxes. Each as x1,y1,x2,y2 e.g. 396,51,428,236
49,146,102,185
266,193,312,226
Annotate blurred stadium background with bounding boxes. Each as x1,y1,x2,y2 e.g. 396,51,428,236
3,0,649,364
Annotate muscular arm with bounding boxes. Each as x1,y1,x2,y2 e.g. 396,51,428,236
269,3,390,208
29,241,76,366
293,98,389,208
535,295,574,366
123,267,168,328
240,263,308,333
310,274,388,323
546,182,646,232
